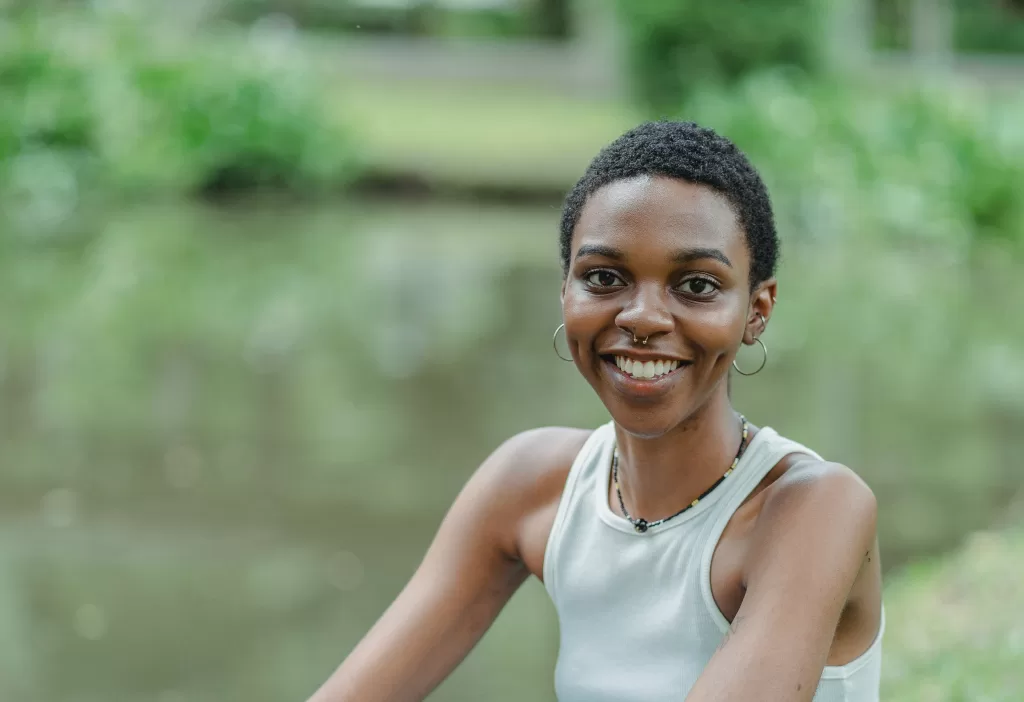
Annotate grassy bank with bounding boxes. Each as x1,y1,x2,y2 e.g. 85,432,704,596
882,525,1024,700
334,78,638,194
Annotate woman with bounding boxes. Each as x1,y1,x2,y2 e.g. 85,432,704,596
309,121,884,702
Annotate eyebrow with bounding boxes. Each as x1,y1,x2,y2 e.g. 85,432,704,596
673,247,732,268
574,244,732,268
574,244,624,261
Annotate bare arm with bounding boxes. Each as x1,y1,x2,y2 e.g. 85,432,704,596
306,428,579,702
685,461,878,702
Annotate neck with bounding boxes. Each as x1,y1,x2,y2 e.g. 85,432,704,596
612,392,746,523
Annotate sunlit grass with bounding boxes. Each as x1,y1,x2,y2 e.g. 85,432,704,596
332,78,639,190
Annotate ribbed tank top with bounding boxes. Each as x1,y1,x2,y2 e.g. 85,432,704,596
542,421,884,702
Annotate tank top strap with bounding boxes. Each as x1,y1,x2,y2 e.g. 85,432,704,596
717,426,822,507
698,426,823,632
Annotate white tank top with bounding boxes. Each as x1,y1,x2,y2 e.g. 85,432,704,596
542,421,884,702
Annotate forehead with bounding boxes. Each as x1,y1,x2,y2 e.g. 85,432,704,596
573,174,746,259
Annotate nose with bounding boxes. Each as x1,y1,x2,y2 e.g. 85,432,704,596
614,283,674,342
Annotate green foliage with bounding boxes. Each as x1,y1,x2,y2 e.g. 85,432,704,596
882,528,1024,701
0,10,359,209
874,0,1024,53
954,0,1024,54
678,72,1024,253
872,0,911,50
615,0,822,111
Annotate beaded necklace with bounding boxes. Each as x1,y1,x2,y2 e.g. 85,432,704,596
613,415,750,534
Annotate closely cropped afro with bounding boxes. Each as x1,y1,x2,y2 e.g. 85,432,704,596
560,121,779,289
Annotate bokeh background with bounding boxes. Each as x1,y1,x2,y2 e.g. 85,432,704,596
2,0,1023,700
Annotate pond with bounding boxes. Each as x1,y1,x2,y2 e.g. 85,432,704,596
0,197,1021,701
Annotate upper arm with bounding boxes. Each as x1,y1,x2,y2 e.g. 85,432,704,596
307,427,586,702
685,461,877,702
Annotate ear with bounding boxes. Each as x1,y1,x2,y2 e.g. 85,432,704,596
744,278,777,344
560,276,567,305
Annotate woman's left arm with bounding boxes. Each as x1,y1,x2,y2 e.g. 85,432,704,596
685,460,878,702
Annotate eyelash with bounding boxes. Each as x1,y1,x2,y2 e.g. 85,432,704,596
583,269,625,289
677,275,721,297
582,269,721,298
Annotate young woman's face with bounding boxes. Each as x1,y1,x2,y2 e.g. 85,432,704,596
562,174,774,438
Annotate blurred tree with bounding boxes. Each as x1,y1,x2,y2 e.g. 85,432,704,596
954,0,1024,53
875,0,1024,53
535,0,572,38
615,0,820,112
217,0,572,38
874,0,913,50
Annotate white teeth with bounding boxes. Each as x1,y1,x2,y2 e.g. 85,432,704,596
613,356,681,380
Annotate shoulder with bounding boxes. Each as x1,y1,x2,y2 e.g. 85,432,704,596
746,455,877,580
481,426,594,517
489,426,594,471
466,426,593,561
761,457,876,531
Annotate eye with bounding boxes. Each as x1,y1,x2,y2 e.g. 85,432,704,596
677,276,720,297
583,269,626,289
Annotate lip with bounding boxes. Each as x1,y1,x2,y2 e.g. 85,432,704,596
600,355,689,398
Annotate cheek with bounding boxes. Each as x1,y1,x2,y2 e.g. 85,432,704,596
684,303,746,350
561,288,614,343
561,286,599,322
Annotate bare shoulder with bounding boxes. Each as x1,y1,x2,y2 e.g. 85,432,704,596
760,457,877,530
468,426,593,572
487,426,594,491
745,455,879,604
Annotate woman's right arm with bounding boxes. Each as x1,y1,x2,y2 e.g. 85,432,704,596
306,428,583,702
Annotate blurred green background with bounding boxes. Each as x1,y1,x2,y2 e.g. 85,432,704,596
1,1,1023,700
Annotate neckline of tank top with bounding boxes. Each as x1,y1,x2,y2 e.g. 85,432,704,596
594,423,778,536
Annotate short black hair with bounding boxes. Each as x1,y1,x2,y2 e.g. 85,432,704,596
559,121,779,289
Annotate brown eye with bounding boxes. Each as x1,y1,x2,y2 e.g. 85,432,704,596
678,276,719,297
584,270,626,288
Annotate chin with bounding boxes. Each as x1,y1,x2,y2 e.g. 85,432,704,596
585,355,706,436
603,400,699,439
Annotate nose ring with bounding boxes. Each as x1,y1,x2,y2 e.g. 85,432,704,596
632,332,648,345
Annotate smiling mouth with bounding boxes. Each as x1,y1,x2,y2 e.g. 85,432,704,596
602,355,688,381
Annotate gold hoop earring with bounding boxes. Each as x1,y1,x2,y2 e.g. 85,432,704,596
552,323,573,363
732,337,767,376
